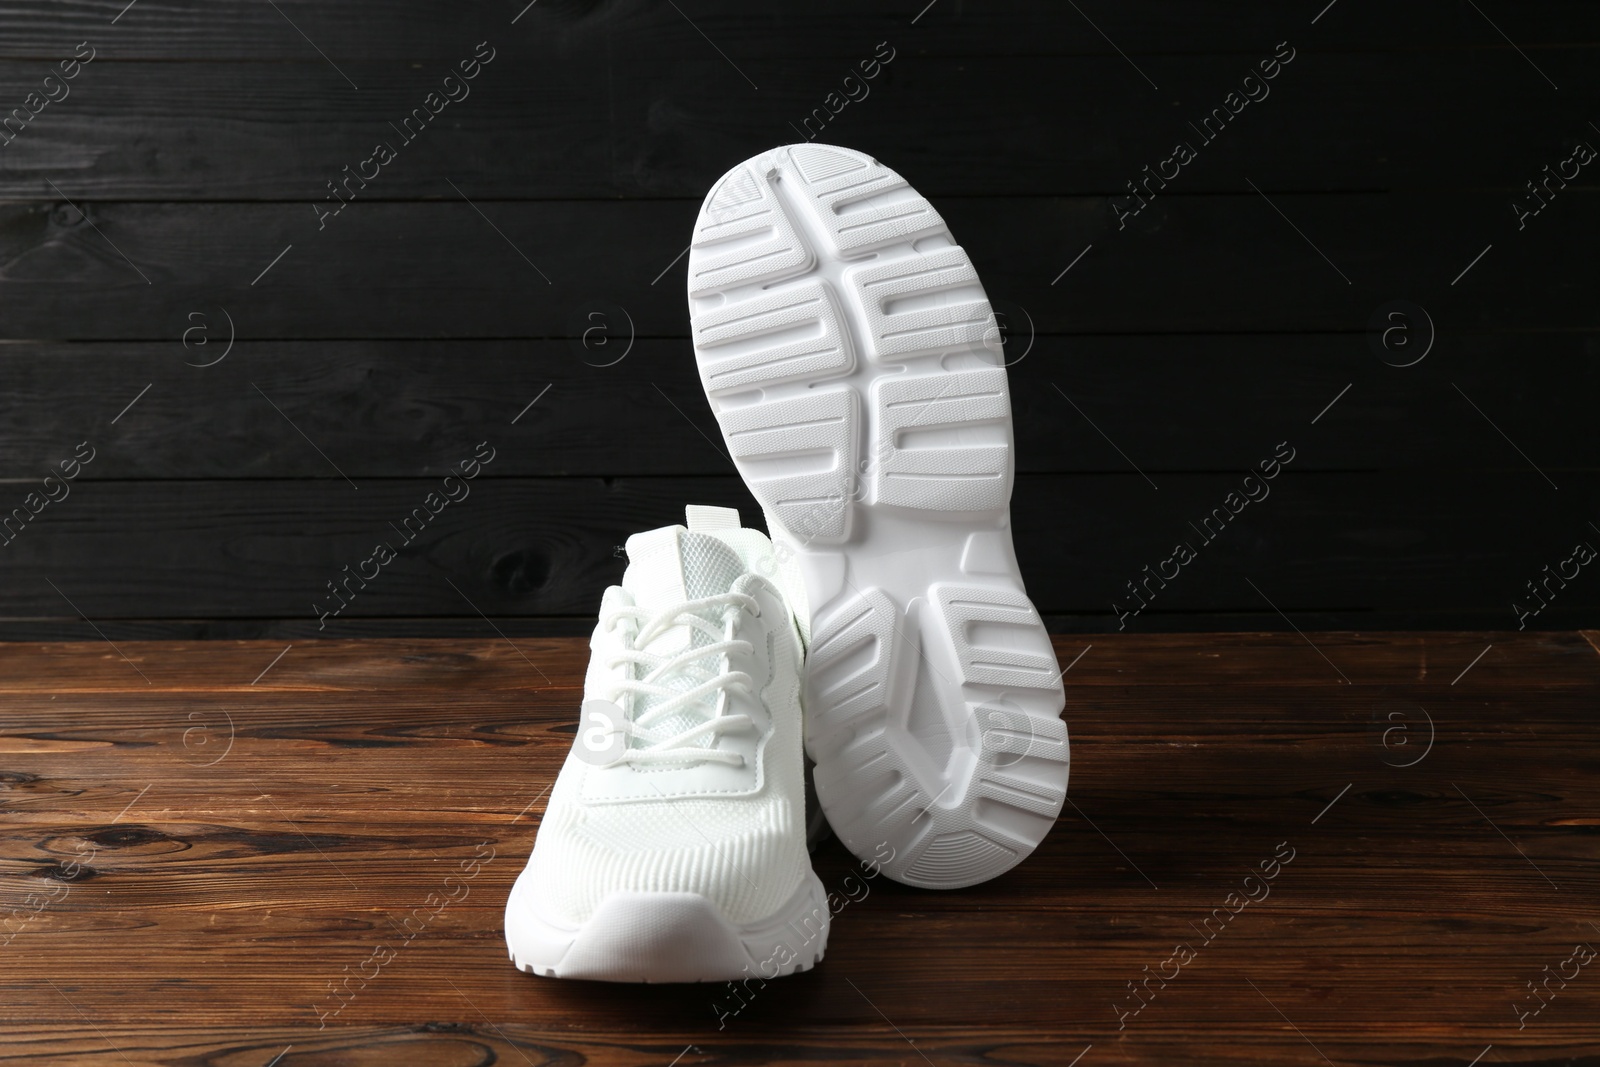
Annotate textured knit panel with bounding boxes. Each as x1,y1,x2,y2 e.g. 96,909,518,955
705,525,810,650
583,586,632,699
532,580,808,927
625,530,747,745
678,533,745,601
621,527,690,640
761,507,814,647
524,783,808,927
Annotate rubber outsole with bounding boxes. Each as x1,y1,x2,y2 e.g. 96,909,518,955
687,143,1069,890
505,868,830,983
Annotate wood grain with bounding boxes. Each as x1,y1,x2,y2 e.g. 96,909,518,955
1,333,1596,478
3,0,1595,60
0,473,1595,631
0,3,1594,683
0,633,1596,1064
0,49,1595,199
0,194,1594,341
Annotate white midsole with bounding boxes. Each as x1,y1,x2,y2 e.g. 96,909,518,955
505,867,830,983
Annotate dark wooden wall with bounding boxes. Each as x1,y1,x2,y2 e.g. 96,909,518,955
0,0,1596,639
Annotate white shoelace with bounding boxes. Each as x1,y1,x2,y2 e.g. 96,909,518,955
599,592,759,767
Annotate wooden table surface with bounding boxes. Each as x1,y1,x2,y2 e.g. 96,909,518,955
1,632,1597,1066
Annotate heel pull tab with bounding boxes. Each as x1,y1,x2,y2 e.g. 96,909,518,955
685,505,741,532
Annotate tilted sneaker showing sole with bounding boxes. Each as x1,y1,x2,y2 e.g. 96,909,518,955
504,505,828,982
686,143,1069,890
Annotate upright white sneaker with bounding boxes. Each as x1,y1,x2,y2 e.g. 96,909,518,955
504,505,828,982
686,144,1069,889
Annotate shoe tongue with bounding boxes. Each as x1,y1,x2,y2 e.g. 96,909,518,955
619,526,749,749
621,526,747,625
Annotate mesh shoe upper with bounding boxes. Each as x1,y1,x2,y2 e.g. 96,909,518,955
518,507,810,928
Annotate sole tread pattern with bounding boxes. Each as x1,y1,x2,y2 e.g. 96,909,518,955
785,144,942,255
689,144,1069,890
692,278,854,396
849,246,997,365
689,165,814,298
716,389,858,544
874,369,1011,512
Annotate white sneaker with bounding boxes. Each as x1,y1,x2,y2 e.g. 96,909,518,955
686,144,1069,889
504,505,828,982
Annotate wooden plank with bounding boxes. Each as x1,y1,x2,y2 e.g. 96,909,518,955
0,608,1589,640
0,634,1596,1063
2,333,1596,477
5,711,1598,918
0,473,1595,626
0,49,1596,198
2,0,1593,61
0,194,1593,340
0,1028,1592,1067
0,633,1594,693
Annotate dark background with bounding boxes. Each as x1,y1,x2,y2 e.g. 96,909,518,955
0,0,1595,639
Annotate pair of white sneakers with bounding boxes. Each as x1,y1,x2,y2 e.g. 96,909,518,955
504,144,1070,983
